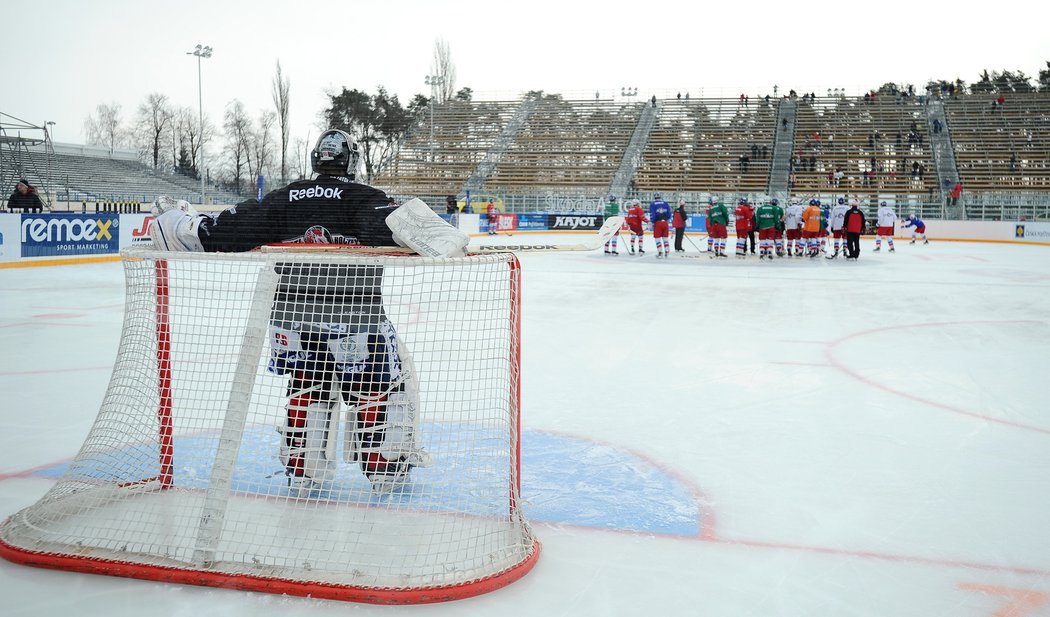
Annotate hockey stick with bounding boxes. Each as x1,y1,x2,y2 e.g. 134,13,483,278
261,216,626,256
684,232,706,252
472,216,624,253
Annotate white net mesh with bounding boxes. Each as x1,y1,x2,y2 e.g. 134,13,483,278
0,246,538,602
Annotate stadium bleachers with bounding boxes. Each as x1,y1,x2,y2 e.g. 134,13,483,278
373,99,522,197
5,91,1048,218
788,95,935,200
483,96,643,195
635,97,777,196
1,146,243,209
943,93,1050,192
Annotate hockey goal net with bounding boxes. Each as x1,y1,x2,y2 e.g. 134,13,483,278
0,245,539,604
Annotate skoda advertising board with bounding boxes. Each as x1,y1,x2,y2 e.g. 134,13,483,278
20,213,120,258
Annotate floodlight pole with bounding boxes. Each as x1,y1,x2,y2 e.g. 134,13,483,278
425,75,445,162
187,44,212,205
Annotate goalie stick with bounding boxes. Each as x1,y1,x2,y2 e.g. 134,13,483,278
261,216,626,255
472,216,623,253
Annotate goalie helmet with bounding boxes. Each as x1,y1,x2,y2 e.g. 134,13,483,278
311,129,360,179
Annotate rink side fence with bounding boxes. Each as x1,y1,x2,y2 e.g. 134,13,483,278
0,212,1047,269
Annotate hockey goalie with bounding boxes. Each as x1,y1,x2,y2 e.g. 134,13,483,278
150,128,468,495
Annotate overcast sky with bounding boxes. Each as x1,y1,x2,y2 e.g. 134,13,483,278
4,0,1048,147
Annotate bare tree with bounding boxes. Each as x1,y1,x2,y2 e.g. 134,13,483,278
223,100,253,193
291,133,310,180
84,102,125,151
271,60,291,184
251,110,277,188
133,93,174,169
177,106,212,179
431,38,457,103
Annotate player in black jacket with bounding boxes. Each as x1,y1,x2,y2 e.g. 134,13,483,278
151,129,466,495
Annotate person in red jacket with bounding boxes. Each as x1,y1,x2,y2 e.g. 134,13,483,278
734,198,754,257
842,200,866,260
672,199,689,252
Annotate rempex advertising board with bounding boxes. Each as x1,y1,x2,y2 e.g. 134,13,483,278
19,212,120,258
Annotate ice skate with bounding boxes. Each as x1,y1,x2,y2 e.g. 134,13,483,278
924,239,929,245
873,246,880,253
889,247,895,253
910,239,916,245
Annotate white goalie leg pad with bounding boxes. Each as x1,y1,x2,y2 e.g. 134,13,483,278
278,401,337,488
386,198,469,258
343,336,432,469
378,388,432,467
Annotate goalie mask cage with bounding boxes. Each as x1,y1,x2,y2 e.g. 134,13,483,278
0,246,540,604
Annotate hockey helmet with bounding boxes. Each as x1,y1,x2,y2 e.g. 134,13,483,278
808,199,817,205
838,197,845,205
654,193,662,200
311,129,360,178
632,199,640,206
770,198,779,206
880,201,888,206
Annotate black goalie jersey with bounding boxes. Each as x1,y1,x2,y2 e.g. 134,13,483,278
197,175,397,252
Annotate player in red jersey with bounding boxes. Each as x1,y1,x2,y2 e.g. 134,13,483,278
624,198,648,254
734,199,754,257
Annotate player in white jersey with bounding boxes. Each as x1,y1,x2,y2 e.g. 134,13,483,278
783,199,806,256
873,201,898,252
827,198,850,258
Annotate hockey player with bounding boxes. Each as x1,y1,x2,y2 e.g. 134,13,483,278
827,198,850,258
706,198,730,258
771,198,786,256
734,198,754,257
784,198,806,256
445,195,460,228
625,198,648,254
819,202,830,253
754,199,779,259
705,197,716,253
903,214,929,244
649,193,672,258
604,196,622,254
802,199,823,257
150,129,467,496
843,199,866,260
486,200,499,235
874,200,898,252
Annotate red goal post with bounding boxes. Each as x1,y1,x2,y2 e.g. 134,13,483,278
0,245,540,604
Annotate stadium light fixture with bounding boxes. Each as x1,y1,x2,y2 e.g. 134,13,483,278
424,75,445,162
187,44,212,204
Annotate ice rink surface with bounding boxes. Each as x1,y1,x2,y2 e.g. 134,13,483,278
1,233,1049,616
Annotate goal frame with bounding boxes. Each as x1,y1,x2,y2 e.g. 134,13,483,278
0,247,540,604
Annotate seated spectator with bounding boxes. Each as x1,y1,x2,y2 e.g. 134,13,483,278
7,178,44,212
